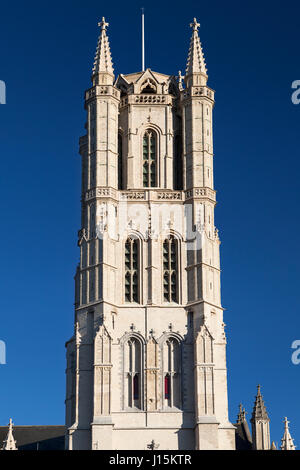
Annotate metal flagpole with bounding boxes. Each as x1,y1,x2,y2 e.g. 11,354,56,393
142,8,145,71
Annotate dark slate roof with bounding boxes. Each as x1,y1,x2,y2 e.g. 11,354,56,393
0,426,66,450
235,420,253,450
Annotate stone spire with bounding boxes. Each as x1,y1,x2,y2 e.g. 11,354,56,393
280,417,296,450
185,18,207,86
251,384,269,421
92,17,114,85
2,418,17,450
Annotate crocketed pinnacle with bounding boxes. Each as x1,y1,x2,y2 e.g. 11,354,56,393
92,17,114,76
251,385,269,421
237,403,247,424
185,18,207,76
2,418,17,451
280,417,296,450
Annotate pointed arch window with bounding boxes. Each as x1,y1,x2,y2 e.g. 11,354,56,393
125,337,143,409
163,236,178,303
125,237,139,303
118,133,123,190
163,337,181,408
143,130,157,188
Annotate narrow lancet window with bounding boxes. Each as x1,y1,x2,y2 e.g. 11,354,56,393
133,374,139,400
164,374,171,399
163,236,178,302
125,338,142,409
118,134,123,190
125,237,139,303
143,130,157,187
163,338,181,408
174,133,183,190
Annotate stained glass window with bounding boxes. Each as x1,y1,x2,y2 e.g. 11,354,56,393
143,130,157,187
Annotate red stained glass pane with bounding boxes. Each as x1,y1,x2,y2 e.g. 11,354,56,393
133,374,139,400
165,375,170,399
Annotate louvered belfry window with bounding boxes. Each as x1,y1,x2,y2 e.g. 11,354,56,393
125,237,139,303
143,130,157,187
163,236,178,302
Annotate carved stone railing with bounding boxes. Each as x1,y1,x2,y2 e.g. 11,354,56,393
185,187,216,202
85,187,117,202
134,94,167,104
181,86,215,101
85,86,120,102
120,191,146,200
157,191,182,200
84,187,216,203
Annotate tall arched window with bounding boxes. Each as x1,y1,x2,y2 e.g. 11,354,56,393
124,337,142,409
125,237,139,303
163,236,178,302
118,133,123,190
163,337,181,408
143,130,157,187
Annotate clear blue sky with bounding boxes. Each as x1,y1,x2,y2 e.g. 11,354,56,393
0,0,299,448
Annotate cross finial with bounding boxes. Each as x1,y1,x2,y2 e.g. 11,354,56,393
98,17,109,32
284,417,289,428
190,18,200,32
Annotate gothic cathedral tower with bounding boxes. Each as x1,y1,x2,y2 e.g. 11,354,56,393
65,17,236,450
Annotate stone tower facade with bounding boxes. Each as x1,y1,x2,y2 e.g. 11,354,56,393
65,16,236,450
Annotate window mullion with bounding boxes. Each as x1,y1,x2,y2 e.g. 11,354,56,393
169,240,172,302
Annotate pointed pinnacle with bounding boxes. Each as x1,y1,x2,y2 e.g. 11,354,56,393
237,403,247,423
2,417,17,450
251,384,269,421
185,18,207,76
92,16,114,76
281,417,296,450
